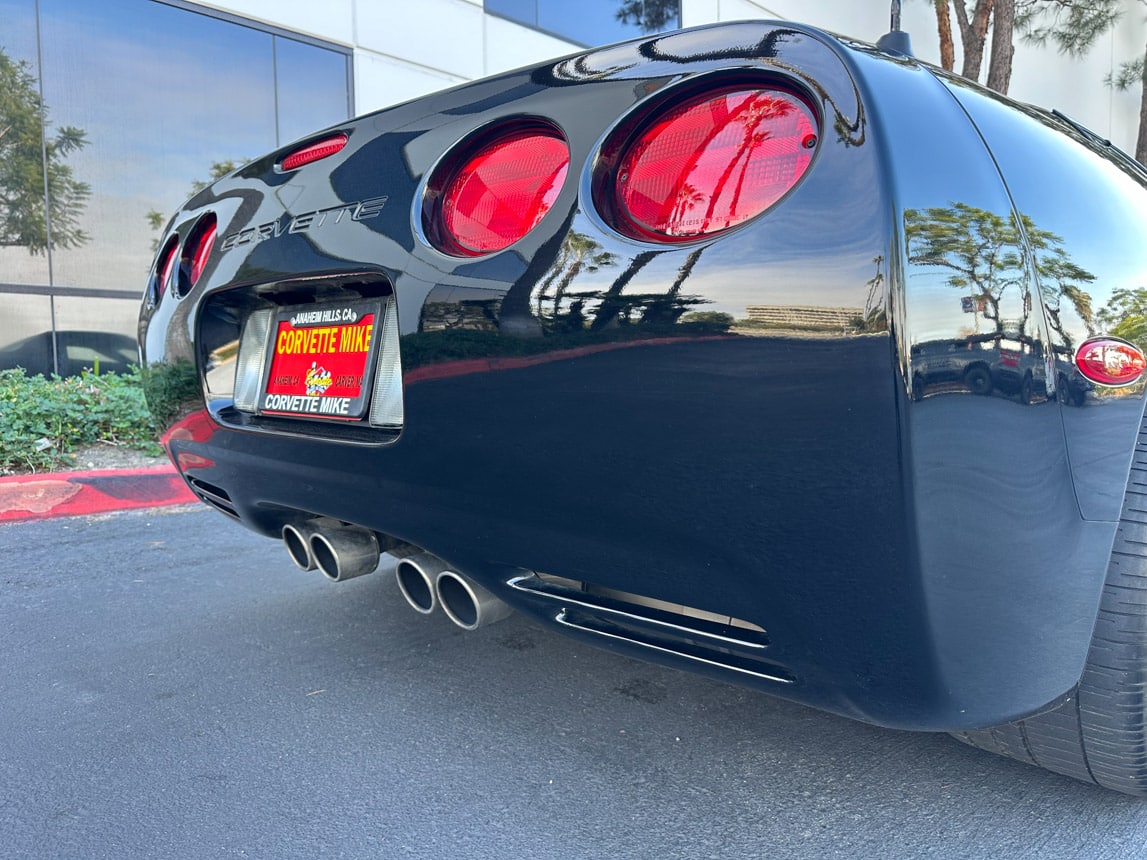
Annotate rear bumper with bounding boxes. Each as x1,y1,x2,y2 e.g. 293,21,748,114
138,19,1130,731
154,329,1111,731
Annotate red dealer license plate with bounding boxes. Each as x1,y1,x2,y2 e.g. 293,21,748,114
260,300,381,420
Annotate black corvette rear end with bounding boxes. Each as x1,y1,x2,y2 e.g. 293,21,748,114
139,19,1147,793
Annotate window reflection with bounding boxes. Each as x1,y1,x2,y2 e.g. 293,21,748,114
488,0,681,46
0,0,51,288
0,0,350,375
37,0,279,293
275,36,353,145
0,295,54,373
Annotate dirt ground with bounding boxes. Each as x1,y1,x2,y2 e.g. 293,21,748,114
66,442,170,472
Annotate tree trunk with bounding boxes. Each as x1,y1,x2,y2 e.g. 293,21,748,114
935,0,955,71
957,0,994,82
1138,41,1147,165
986,0,1015,93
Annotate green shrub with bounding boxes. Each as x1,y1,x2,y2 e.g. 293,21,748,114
0,366,161,474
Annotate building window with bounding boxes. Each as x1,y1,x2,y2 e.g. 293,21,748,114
0,0,352,376
486,0,681,47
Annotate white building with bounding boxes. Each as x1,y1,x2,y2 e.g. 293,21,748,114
210,0,1145,152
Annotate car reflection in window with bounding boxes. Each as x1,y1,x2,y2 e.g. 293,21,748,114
0,330,138,377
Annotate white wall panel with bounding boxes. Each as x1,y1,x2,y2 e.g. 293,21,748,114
199,0,1144,154
354,51,465,115
483,14,577,76
356,0,485,80
680,0,719,28
192,0,355,45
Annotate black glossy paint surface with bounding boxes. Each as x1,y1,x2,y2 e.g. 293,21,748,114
139,21,1147,730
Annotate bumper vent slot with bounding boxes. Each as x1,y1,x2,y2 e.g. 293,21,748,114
508,573,794,684
185,475,240,520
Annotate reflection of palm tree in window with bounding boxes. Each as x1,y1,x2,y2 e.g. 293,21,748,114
0,45,90,254
614,0,679,33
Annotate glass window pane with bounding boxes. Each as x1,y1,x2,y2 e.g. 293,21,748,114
3,0,362,379
52,294,141,376
274,36,352,145
538,0,680,46
488,0,681,44
486,0,538,26
0,294,55,375
37,0,278,294
0,0,51,287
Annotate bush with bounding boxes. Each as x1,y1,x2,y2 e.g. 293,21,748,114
0,366,161,474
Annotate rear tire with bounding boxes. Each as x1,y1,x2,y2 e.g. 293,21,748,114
953,412,1147,795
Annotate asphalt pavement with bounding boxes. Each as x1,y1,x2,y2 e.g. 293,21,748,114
3,505,1147,859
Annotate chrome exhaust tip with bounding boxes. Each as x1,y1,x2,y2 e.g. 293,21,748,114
395,552,446,614
309,525,380,582
436,569,514,631
282,522,317,571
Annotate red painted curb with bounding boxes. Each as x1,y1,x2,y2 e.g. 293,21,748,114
0,465,198,523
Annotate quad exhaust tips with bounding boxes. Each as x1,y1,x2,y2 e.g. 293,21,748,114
282,524,512,628
282,520,380,582
435,568,514,631
395,552,446,614
395,553,513,630
282,521,320,571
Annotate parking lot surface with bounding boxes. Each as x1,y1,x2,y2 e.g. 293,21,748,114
3,507,1147,859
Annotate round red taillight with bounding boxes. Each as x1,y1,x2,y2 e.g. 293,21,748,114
189,215,217,283
1075,338,1147,387
172,214,217,299
153,236,180,302
610,86,819,241
432,127,569,256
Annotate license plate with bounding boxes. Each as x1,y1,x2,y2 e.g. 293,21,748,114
259,300,381,420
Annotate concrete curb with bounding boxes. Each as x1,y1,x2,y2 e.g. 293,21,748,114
0,466,197,523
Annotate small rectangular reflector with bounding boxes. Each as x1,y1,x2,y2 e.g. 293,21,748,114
280,133,349,171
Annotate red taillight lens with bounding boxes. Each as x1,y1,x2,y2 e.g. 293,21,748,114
611,86,818,240
1075,338,1147,387
173,214,217,298
155,236,179,300
433,127,569,256
189,215,217,285
280,133,348,171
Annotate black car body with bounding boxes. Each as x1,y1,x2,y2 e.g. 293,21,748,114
139,19,1147,793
